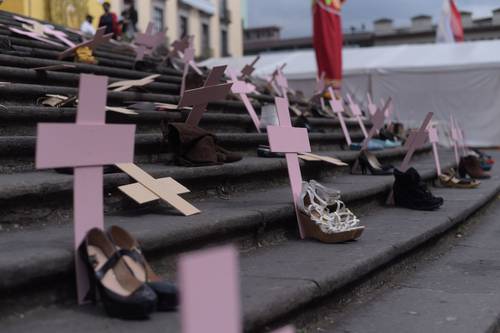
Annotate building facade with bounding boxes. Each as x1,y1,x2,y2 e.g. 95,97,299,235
244,8,500,54
1,0,243,59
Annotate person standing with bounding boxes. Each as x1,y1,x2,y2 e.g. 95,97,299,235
312,0,346,90
80,15,96,38
121,0,139,42
98,1,121,39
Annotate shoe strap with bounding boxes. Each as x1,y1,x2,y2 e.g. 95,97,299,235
95,248,145,281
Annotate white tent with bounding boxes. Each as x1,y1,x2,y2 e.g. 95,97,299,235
200,41,500,147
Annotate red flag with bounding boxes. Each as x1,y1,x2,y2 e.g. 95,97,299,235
449,0,464,42
313,0,344,88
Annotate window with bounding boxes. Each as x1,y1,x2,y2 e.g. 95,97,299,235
201,22,210,56
153,6,164,32
179,15,189,38
221,28,229,56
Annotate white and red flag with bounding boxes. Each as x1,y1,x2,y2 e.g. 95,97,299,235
436,0,464,43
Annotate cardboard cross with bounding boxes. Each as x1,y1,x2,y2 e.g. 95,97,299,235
386,112,433,205
241,55,260,78
59,27,113,60
267,97,311,238
328,87,352,146
134,22,165,61
12,15,69,46
180,66,233,127
108,74,160,92
367,93,377,116
116,163,200,216
427,124,442,176
179,245,295,333
346,94,368,138
36,74,136,304
275,67,289,100
227,68,261,132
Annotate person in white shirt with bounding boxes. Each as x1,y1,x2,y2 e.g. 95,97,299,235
80,15,96,38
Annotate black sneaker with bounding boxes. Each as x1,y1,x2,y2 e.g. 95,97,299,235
393,167,444,210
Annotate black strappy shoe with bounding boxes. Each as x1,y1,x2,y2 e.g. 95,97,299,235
357,150,393,175
79,228,157,319
107,226,179,311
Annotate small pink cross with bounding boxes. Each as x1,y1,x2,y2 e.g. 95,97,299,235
36,74,136,304
367,93,377,116
328,87,352,146
346,94,368,138
43,26,76,48
427,124,442,176
179,66,233,127
267,97,311,238
9,26,62,47
134,22,165,61
450,115,460,165
227,68,261,132
399,112,434,172
59,27,113,60
241,55,260,78
179,245,295,333
361,99,389,150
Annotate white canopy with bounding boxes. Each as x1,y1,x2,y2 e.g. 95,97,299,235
201,41,500,146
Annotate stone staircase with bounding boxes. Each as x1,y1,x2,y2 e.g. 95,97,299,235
0,10,499,333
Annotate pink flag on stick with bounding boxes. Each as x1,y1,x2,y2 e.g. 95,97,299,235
36,74,136,304
428,124,442,176
328,87,352,146
179,66,233,127
346,94,368,138
134,22,165,61
267,97,311,238
179,245,295,333
227,68,261,132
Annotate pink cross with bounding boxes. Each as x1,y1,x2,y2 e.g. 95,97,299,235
180,46,196,96
361,99,389,150
275,68,289,99
450,115,460,165
179,245,295,333
267,97,311,238
59,27,113,60
36,74,136,304
367,93,377,116
9,26,62,47
227,68,261,132
134,22,165,61
43,26,76,48
179,66,233,127
346,94,368,138
328,87,352,146
399,112,434,172
241,55,260,78
427,124,442,176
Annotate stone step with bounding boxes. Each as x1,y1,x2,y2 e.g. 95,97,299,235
303,188,500,333
1,151,490,333
0,146,421,225
0,106,366,136
0,130,366,172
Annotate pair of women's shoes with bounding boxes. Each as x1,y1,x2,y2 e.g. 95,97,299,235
439,169,480,189
459,155,491,179
79,226,178,319
297,180,364,243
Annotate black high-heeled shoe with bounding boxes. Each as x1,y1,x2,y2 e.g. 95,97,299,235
107,226,179,311
79,228,157,319
358,151,393,175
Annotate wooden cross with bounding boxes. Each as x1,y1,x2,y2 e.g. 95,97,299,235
346,94,368,138
328,87,352,146
179,245,295,333
386,112,433,205
116,163,200,216
179,66,233,127
134,22,165,61
428,124,442,176
240,55,260,78
108,74,160,92
267,97,311,238
227,68,261,132
59,27,113,60
36,74,136,303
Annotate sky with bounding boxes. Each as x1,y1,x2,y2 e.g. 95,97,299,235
247,0,500,38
